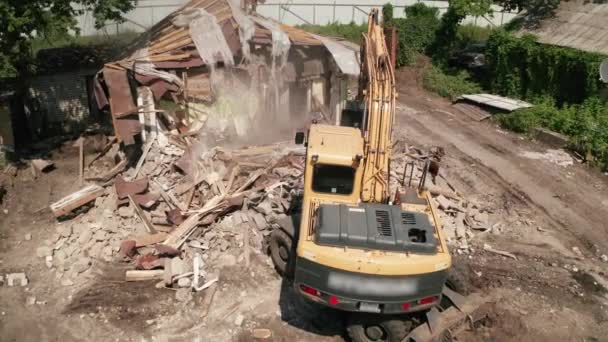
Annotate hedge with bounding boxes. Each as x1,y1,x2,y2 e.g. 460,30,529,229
486,30,606,106
383,3,441,67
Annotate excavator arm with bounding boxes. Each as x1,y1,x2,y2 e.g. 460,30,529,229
360,9,396,203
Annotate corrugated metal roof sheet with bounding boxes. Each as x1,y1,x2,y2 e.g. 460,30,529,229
460,94,533,112
519,0,608,55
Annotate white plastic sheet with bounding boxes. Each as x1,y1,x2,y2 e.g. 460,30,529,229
172,8,235,66
228,0,255,62
130,48,183,86
251,16,291,63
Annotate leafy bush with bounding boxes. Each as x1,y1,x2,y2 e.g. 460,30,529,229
486,30,605,105
297,22,366,44
455,24,494,49
496,97,608,169
422,65,482,100
387,4,441,67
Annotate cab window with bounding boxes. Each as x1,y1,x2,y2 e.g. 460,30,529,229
312,164,355,195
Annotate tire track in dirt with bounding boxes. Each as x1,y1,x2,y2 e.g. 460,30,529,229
395,102,608,254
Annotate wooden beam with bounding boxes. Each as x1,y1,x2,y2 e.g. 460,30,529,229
75,137,84,186
131,137,155,180
126,269,165,282
50,184,104,217
128,195,157,234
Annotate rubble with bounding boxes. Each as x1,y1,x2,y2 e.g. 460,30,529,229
30,159,54,178
36,246,53,258
24,85,489,304
253,328,272,340
6,273,28,287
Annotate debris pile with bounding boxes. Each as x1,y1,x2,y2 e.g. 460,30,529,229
390,142,497,252
42,127,305,294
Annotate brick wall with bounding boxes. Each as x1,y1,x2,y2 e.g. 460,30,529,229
27,69,97,136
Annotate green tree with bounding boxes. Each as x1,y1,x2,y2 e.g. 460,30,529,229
0,0,137,78
429,0,493,64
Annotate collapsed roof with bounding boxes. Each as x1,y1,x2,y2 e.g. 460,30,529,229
95,0,360,144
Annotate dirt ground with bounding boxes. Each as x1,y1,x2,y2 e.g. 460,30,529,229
1,66,608,341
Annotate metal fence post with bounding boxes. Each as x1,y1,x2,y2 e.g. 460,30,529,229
313,5,316,25
333,1,336,23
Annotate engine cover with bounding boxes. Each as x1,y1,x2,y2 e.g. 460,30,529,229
314,203,437,253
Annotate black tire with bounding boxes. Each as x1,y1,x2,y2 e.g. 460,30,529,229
446,263,471,296
269,228,293,278
347,314,412,342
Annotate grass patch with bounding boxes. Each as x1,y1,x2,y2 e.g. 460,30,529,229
31,31,139,54
297,22,366,44
422,65,482,100
455,24,494,49
495,97,608,169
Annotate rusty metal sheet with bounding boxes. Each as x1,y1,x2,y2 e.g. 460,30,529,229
103,66,137,117
221,19,241,56
93,73,109,109
301,59,326,79
115,176,149,199
174,149,194,176
166,208,186,226
135,254,163,270
120,240,137,259
154,57,205,69
114,117,141,145
132,192,160,208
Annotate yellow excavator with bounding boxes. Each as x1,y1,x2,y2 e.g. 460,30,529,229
270,9,472,342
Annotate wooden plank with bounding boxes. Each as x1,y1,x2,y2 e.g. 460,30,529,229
134,232,169,247
131,137,155,180
149,30,190,52
125,269,165,282
75,137,84,186
201,279,219,321
50,184,104,217
152,180,177,210
149,27,187,47
163,212,203,249
128,195,157,234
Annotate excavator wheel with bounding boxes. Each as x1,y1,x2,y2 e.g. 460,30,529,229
347,314,413,342
269,228,293,278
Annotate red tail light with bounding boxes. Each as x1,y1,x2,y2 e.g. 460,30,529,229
300,284,321,297
418,296,438,305
401,302,411,310
329,296,340,305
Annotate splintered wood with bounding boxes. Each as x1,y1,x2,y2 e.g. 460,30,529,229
50,184,105,217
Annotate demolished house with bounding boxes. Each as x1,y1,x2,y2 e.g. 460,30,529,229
94,0,360,146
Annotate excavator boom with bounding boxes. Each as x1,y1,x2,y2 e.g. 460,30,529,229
360,9,396,203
